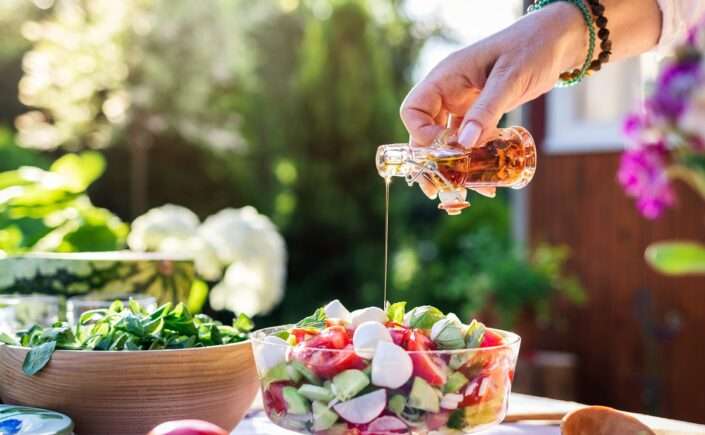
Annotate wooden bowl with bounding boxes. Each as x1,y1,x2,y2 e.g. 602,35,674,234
0,341,258,435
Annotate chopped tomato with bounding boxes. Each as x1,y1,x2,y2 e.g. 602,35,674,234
407,330,447,386
289,327,319,343
303,325,350,350
263,382,288,415
325,318,349,328
480,330,503,347
458,376,485,407
296,344,366,378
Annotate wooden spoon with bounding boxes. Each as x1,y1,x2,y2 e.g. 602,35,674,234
561,406,656,435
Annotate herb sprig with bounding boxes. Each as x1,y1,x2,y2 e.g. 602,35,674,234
2,299,253,376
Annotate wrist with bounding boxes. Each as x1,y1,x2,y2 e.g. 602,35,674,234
538,2,591,71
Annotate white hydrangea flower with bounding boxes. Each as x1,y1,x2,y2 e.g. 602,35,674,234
204,207,286,316
127,204,200,252
159,237,222,282
129,204,286,315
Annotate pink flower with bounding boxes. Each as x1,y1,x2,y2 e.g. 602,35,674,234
617,143,675,219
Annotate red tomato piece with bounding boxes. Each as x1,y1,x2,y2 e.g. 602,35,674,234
290,327,319,343
303,325,351,350
407,331,446,386
458,376,485,408
292,343,365,379
480,330,503,347
263,382,288,415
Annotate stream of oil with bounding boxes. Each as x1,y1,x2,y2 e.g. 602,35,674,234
383,177,391,308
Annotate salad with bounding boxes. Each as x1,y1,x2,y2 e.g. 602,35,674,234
251,301,520,434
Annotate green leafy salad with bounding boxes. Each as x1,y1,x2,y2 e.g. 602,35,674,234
0,299,253,376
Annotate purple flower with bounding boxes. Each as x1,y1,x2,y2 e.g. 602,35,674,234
622,112,645,141
647,60,701,119
618,142,675,219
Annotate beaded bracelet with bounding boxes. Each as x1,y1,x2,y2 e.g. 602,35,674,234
527,0,596,87
585,0,612,73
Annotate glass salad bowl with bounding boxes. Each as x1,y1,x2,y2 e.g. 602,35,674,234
251,301,520,434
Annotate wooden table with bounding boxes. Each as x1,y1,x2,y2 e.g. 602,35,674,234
233,393,705,434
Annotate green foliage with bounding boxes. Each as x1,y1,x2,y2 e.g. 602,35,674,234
15,298,253,376
0,126,49,172
645,241,705,275
210,0,432,323
0,151,127,255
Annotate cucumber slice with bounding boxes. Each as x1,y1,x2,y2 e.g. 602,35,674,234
298,384,334,402
444,371,469,393
387,394,406,415
290,360,321,385
262,362,290,386
312,401,339,431
332,369,370,401
408,377,440,413
287,365,303,383
282,386,310,415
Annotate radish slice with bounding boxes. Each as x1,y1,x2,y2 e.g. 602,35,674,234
367,415,409,434
333,389,386,424
255,336,289,372
371,341,412,389
353,321,392,358
351,307,387,327
324,300,352,322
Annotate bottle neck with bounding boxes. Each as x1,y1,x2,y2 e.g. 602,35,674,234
376,144,414,179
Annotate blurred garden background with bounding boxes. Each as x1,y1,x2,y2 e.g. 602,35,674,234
1,0,704,424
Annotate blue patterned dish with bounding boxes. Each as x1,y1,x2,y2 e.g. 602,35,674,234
0,405,73,435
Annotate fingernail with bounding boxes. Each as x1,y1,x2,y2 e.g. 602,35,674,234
458,121,482,148
474,187,496,198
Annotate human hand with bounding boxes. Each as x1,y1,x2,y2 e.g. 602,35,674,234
401,3,588,199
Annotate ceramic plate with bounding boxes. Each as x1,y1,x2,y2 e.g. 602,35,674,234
0,405,74,435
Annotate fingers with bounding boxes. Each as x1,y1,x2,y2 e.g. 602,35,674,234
417,175,438,199
400,81,449,147
458,60,520,148
471,187,496,198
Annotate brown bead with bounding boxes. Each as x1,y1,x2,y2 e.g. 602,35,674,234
596,16,608,28
598,28,610,39
572,68,582,76
559,72,572,81
589,59,602,71
598,51,611,63
591,3,605,15
600,40,612,51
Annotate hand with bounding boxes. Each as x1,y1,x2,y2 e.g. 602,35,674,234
400,3,587,199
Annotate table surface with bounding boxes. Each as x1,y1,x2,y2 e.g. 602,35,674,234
233,393,705,435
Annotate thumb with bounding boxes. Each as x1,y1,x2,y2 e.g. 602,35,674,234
458,64,518,148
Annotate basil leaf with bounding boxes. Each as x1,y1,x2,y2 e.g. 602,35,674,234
234,313,254,332
296,307,326,329
143,317,164,335
128,298,143,315
79,309,107,325
116,314,145,337
465,320,486,348
149,302,172,320
108,300,124,313
405,305,444,329
23,341,56,375
386,301,406,324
